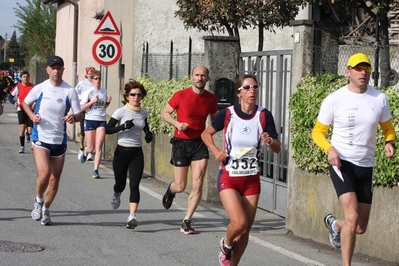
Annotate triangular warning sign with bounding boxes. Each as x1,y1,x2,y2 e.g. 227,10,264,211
94,11,121,35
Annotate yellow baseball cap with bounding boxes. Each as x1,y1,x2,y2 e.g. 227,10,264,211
347,53,371,67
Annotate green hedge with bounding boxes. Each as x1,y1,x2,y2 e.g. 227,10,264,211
289,73,399,187
138,76,192,136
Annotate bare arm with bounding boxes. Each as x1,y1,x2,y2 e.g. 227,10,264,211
160,103,188,132
201,125,228,162
22,101,41,125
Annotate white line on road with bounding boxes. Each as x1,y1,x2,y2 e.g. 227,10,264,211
93,153,326,266
139,184,325,266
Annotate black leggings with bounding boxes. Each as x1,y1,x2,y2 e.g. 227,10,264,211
113,145,144,203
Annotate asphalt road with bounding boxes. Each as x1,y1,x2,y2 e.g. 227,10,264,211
0,102,395,266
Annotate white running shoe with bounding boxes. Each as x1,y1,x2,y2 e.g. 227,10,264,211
126,215,138,229
87,153,93,161
31,199,43,221
78,149,84,160
41,210,52,225
324,214,341,248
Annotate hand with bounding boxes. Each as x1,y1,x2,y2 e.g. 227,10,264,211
123,119,134,130
385,143,395,159
327,146,341,168
145,131,153,143
261,132,273,145
107,96,112,103
32,114,41,125
214,150,228,162
91,95,99,104
177,122,189,132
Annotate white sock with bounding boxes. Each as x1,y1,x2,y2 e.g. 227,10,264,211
183,217,190,221
42,206,49,212
36,197,43,203
332,220,340,233
129,213,136,218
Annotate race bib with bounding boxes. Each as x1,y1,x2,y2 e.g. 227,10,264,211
227,147,259,177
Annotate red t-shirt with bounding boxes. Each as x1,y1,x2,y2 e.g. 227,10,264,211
11,82,34,111
168,87,218,139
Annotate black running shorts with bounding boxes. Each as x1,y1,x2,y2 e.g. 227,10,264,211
328,159,373,204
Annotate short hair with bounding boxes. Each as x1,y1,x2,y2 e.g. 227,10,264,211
121,79,147,104
191,65,209,76
21,70,30,77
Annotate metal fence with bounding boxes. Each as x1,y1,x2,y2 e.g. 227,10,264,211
141,53,204,80
313,44,399,88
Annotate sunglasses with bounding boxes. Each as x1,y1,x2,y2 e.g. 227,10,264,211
238,84,259,91
93,77,101,80
129,92,143,97
348,66,371,73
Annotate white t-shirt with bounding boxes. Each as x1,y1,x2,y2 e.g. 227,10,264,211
80,87,107,121
317,85,392,167
24,79,81,145
75,78,92,102
111,106,148,147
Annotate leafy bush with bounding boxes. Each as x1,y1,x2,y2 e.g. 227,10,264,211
138,76,192,136
289,73,399,187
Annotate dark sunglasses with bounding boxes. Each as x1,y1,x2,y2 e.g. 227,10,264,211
129,92,143,97
348,66,371,73
93,77,101,80
238,84,259,91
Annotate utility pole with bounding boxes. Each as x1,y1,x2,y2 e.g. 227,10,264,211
3,33,7,66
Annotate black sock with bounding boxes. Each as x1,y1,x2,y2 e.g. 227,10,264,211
19,136,25,146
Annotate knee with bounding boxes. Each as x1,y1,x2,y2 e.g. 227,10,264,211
356,222,369,234
230,218,248,235
173,182,186,193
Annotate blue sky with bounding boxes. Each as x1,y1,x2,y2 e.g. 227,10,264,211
0,0,22,39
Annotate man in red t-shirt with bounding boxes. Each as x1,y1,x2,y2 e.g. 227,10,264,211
9,70,35,153
161,65,218,234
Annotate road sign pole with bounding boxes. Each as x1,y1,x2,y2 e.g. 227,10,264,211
102,66,108,160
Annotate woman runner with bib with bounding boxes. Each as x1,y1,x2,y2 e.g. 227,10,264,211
201,74,281,266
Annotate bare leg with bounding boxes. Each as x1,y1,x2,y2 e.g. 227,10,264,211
32,145,65,208
336,192,371,266
93,127,105,170
186,159,207,218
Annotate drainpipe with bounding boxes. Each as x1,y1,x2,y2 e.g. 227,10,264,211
65,0,79,140
41,0,79,139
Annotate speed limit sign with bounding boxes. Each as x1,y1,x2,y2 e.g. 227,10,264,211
92,36,122,66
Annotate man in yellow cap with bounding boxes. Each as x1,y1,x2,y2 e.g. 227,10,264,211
311,53,395,266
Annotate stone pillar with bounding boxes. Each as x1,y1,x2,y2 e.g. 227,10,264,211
290,20,314,94
202,36,240,202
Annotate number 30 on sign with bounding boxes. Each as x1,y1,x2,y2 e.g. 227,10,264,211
92,36,122,66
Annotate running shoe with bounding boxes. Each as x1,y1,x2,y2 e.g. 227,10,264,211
26,133,30,143
111,192,121,209
162,181,175,209
126,215,138,229
78,149,84,160
219,237,233,266
80,153,87,164
41,210,52,225
18,147,24,153
180,219,196,234
31,199,43,221
87,153,93,161
92,169,100,179
324,214,341,249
